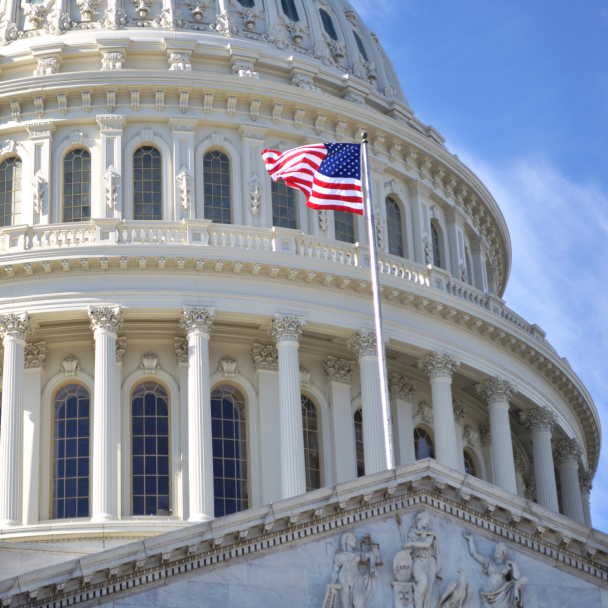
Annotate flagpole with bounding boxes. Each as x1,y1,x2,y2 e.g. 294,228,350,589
361,132,395,471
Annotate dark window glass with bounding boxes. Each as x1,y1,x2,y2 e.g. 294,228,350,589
53,384,90,519
132,381,170,516
211,385,248,517
133,146,162,220
353,31,369,61
334,210,355,244
464,449,478,477
414,427,435,460
302,395,321,491
272,178,297,230
63,149,91,222
386,196,404,257
203,150,232,224
237,0,255,7
354,409,364,478
320,9,338,40
431,222,442,268
281,0,299,21
0,156,22,227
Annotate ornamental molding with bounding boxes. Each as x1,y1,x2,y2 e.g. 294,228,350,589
268,314,306,344
60,355,81,377
389,373,416,402
238,123,268,141
479,423,491,447
168,117,198,132
513,446,527,476
174,337,188,364
347,328,377,359
176,168,192,210
217,356,239,378
248,173,262,216
524,407,556,435
417,351,460,381
233,59,258,78
553,439,583,466
299,366,311,387
96,114,126,132
24,341,46,369
25,120,56,139
252,343,278,371
168,52,191,71
116,337,127,363
77,0,100,22
101,51,122,70
0,312,32,342
139,352,161,375
462,424,478,448
579,471,593,494
180,306,215,336
476,377,516,406
415,400,433,424
32,170,47,214
103,165,119,209
324,356,355,385
88,305,123,335
452,399,466,425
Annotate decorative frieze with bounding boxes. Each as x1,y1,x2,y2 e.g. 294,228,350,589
0,313,32,342
268,314,306,344
417,351,460,381
553,439,582,466
174,337,188,364
24,342,46,369
524,407,556,435
324,356,355,385
252,343,278,371
388,373,416,402
88,306,123,335
181,307,215,336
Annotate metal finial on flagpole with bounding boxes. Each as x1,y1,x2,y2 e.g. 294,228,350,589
360,131,395,472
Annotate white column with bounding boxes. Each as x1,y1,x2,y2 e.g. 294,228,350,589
89,306,122,522
477,378,518,495
269,315,307,499
525,408,559,512
174,338,190,521
388,373,416,467
417,351,460,470
181,307,215,521
325,356,357,483
579,471,593,528
253,344,282,504
0,313,31,527
22,343,45,526
553,439,585,524
97,115,126,219
348,329,389,475
453,401,466,473
115,337,126,517
479,424,494,484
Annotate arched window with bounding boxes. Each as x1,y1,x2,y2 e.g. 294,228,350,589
386,196,405,257
354,409,365,478
272,178,297,229
0,156,22,227
319,9,338,40
302,395,321,491
414,427,435,460
237,0,255,7
334,210,355,244
133,146,162,220
464,449,478,478
281,0,299,21
52,384,90,519
203,150,232,224
431,222,442,268
63,149,91,222
132,381,170,516
211,385,248,517
353,31,369,61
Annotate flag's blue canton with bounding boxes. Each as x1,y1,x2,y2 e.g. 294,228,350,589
318,144,361,180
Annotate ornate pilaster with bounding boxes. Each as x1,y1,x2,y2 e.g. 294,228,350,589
525,408,559,512
252,343,278,371
324,356,355,385
579,470,593,527
553,439,585,524
174,337,188,364
389,373,416,402
390,374,416,466
88,306,122,522
97,115,126,218
477,377,518,495
0,313,32,526
417,351,460,470
181,307,215,520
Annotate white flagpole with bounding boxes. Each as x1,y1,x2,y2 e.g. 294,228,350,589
360,132,395,471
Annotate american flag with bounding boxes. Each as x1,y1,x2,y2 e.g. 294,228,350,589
261,143,364,215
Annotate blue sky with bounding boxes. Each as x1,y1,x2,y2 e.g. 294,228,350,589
350,0,608,530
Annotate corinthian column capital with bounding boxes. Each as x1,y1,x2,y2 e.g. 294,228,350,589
88,306,123,335
389,373,416,402
0,312,32,343
347,329,377,359
553,439,583,466
324,356,355,385
417,351,460,381
524,407,556,435
476,377,516,405
268,314,306,344
24,342,46,369
181,307,216,336
579,470,593,494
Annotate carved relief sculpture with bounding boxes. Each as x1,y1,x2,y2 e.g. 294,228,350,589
32,170,47,214
422,236,433,265
186,0,209,21
249,174,262,215
176,169,192,209
104,166,119,208
463,532,527,608
24,3,48,28
438,570,470,608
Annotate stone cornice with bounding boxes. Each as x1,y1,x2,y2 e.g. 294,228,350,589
1,460,606,608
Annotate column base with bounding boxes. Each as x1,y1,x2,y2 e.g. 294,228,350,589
0,519,22,528
91,513,120,523
188,513,213,522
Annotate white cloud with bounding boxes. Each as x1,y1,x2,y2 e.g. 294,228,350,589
454,148,608,529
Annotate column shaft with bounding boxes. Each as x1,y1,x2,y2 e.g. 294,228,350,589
429,377,459,468
389,374,416,467
530,432,559,512
558,462,585,523
488,403,518,494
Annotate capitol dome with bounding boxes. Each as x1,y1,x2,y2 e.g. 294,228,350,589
0,0,599,566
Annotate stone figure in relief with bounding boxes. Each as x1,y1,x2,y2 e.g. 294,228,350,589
463,532,527,608
329,532,381,608
439,570,470,608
